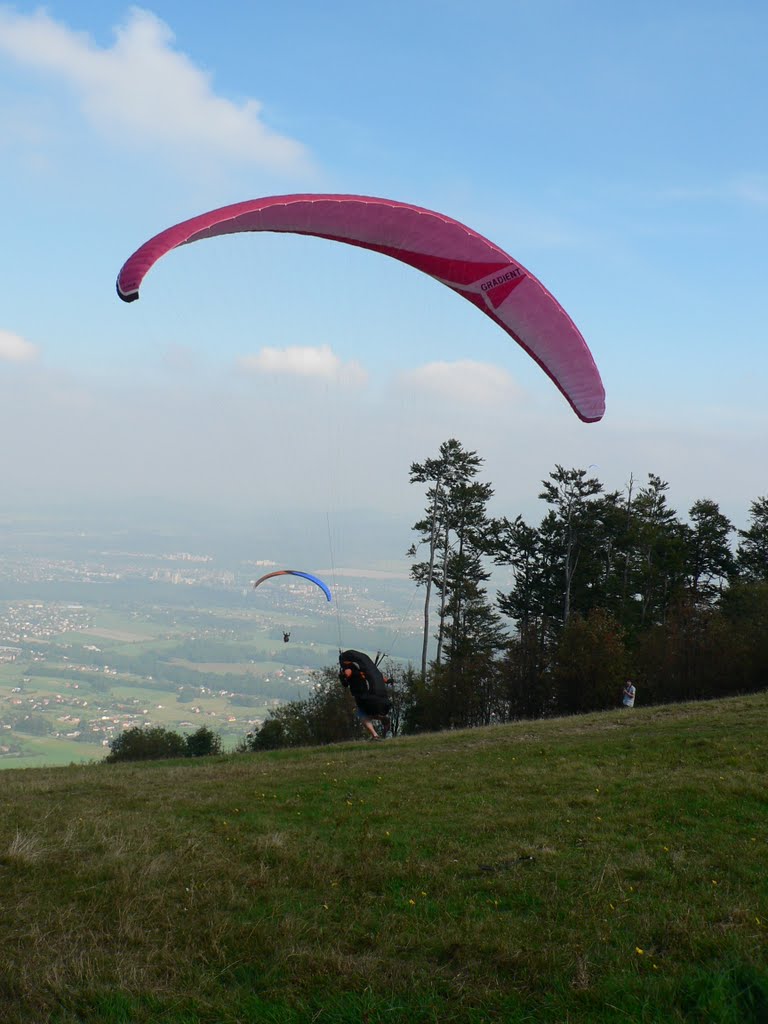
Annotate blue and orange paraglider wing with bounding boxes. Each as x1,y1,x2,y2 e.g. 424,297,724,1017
252,569,332,602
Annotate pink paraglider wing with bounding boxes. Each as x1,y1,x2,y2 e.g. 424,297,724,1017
116,194,605,422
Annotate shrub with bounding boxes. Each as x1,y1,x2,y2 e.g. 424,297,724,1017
185,725,222,757
105,725,188,763
245,718,287,751
242,669,359,751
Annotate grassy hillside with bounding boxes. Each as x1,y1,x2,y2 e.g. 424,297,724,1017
1,694,767,1023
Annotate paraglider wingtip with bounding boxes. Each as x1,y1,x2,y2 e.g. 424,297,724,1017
575,404,605,424
116,281,139,303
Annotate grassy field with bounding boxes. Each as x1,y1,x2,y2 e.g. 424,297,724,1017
0,733,106,768
1,693,766,1023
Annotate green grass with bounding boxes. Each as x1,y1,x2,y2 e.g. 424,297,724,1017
1,693,766,1023
0,733,106,768
0,662,23,684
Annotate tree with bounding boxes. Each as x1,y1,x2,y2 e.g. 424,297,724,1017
379,658,410,736
185,726,222,757
440,479,507,662
736,497,768,582
630,474,688,627
589,482,637,622
719,581,768,693
497,626,554,720
496,466,606,638
551,609,629,714
408,439,488,676
683,499,735,605
494,516,545,629
244,717,287,751
538,466,604,625
635,599,737,705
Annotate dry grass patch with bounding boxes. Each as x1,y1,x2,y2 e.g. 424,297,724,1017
6,829,45,864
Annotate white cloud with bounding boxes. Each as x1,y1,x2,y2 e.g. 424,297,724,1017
0,7,309,171
237,344,368,385
0,329,39,362
399,360,522,406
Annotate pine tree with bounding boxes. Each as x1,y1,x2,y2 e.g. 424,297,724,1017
736,497,768,582
683,499,736,604
538,465,604,624
408,439,485,677
630,474,688,626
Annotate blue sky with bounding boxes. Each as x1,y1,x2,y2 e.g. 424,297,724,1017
0,1,766,564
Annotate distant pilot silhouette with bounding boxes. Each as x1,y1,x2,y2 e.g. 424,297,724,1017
283,631,291,643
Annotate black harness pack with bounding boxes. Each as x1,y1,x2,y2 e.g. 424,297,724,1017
339,650,391,713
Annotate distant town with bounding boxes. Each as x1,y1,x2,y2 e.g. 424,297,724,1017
0,540,420,768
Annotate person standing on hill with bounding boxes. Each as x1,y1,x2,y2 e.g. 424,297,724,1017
339,650,393,740
622,680,637,708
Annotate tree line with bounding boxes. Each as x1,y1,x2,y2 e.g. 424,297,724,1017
245,438,767,749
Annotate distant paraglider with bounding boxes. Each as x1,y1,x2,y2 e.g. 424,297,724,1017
116,193,605,422
253,569,332,603
252,571,332,645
